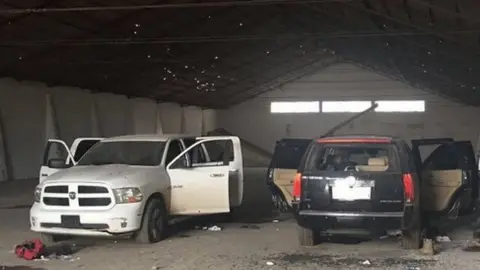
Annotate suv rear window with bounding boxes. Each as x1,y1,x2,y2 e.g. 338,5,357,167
304,143,400,172
269,140,310,169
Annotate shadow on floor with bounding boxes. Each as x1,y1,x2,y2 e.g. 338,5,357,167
0,267,46,270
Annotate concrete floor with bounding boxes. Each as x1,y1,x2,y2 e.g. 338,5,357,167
1,168,480,269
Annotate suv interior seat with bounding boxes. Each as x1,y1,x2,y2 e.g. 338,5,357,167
356,157,389,172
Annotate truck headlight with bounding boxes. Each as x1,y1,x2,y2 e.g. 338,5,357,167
113,188,144,204
34,186,42,203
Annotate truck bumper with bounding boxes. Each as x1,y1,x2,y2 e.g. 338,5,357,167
29,203,143,237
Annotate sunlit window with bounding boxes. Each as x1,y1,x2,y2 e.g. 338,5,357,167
374,100,425,112
321,101,372,113
270,101,320,113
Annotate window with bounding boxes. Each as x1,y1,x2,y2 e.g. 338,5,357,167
270,101,319,113
76,141,166,166
73,140,100,162
43,141,69,166
305,143,400,172
165,140,183,165
321,101,372,113
203,140,234,163
424,144,458,171
170,140,234,169
374,100,425,112
269,139,311,169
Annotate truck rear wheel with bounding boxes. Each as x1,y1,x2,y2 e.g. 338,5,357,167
297,225,318,246
134,198,168,244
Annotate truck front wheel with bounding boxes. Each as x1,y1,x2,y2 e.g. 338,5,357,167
134,199,168,244
40,233,64,245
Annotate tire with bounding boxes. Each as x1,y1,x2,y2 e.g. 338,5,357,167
402,228,422,249
297,224,317,247
40,233,62,245
134,198,168,244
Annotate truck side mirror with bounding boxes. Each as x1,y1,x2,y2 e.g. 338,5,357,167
48,158,71,169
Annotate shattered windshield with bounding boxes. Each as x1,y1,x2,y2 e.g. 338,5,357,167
76,141,166,166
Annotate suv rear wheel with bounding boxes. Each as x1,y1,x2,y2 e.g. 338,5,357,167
297,225,318,246
402,228,422,249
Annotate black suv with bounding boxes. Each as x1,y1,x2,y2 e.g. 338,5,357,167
292,136,478,249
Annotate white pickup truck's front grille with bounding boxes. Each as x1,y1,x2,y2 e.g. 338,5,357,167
42,183,114,209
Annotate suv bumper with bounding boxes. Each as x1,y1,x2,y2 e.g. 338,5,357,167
29,203,143,237
295,209,404,233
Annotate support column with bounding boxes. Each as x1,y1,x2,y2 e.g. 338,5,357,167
155,103,163,134
45,93,59,140
0,110,9,182
180,106,186,134
91,94,102,137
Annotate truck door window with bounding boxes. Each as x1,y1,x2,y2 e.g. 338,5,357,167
204,140,234,162
171,140,232,169
166,140,184,165
43,142,69,166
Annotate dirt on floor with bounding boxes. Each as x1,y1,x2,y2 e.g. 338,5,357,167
1,169,480,269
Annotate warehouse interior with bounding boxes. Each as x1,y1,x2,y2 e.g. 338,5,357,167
1,1,480,268
0,1,479,182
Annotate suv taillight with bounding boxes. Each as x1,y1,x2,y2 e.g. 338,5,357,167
402,173,414,203
292,173,302,200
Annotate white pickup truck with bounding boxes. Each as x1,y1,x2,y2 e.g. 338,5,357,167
30,134,243,244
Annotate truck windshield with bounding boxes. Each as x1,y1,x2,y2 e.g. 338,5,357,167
76,141,166,166
305,143,400,172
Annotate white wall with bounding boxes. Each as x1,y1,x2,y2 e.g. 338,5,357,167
218,63,480,153
0,78,217,181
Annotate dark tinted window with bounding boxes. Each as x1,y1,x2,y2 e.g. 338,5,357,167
165,140,183,165
74,140,100,161
205,140,234,162
270,140,310,169
424,144,458,170
305,143,400,172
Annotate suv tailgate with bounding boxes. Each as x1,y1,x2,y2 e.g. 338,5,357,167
300,139,405,213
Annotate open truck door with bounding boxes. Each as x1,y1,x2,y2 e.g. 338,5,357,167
411,138,478,217
166,136,243,215
39,137,103,183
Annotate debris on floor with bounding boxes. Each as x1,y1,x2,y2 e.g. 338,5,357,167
206,225,222,231
435,236,451,242
266,261,274,266
360,259,371,265
35,254,80,262
405,266,421,270
240,224,261,229
272,220,279,223
462,239,480,252
420,238,437,256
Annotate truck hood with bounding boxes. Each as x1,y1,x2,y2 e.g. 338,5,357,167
42,164,159,187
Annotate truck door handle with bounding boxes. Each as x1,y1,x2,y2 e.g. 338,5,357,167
41,173,48,177
210,173,225,178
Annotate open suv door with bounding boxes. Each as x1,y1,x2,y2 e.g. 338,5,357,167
39,137,103,183
411,138,479,217
267,139,311,211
